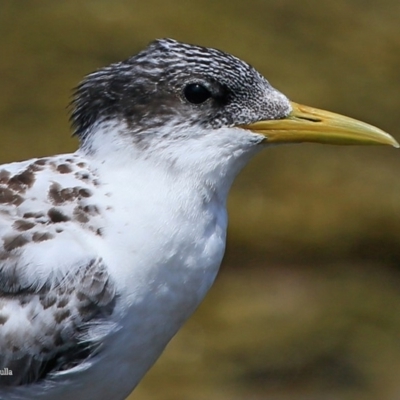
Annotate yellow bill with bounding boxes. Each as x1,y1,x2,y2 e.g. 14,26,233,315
241,101,399,147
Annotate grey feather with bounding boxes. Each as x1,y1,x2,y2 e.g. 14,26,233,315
0,257,117,386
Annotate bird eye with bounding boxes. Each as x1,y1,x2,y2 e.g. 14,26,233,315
183,83,211,104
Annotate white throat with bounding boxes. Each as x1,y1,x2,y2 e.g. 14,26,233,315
79,120,264,198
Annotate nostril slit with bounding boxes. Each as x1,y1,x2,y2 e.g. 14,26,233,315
298,116,322,123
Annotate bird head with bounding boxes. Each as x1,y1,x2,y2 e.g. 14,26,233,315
71,38,398,161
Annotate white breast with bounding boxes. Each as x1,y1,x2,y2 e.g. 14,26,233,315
66,157,229,398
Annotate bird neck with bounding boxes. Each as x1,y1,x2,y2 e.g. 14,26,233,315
78,121,263,202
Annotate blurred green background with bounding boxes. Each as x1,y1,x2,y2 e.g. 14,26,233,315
1,1,400,399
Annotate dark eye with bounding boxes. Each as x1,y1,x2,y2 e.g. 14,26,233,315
183,83,211,104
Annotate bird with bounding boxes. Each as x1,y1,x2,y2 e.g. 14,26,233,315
0,38,397,400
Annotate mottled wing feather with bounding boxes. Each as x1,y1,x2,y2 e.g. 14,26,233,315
0,257,117,386
0,155,118,386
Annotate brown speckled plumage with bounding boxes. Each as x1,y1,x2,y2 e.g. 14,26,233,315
0,154,117,387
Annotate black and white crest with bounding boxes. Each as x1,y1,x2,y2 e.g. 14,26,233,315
71,38,291,143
